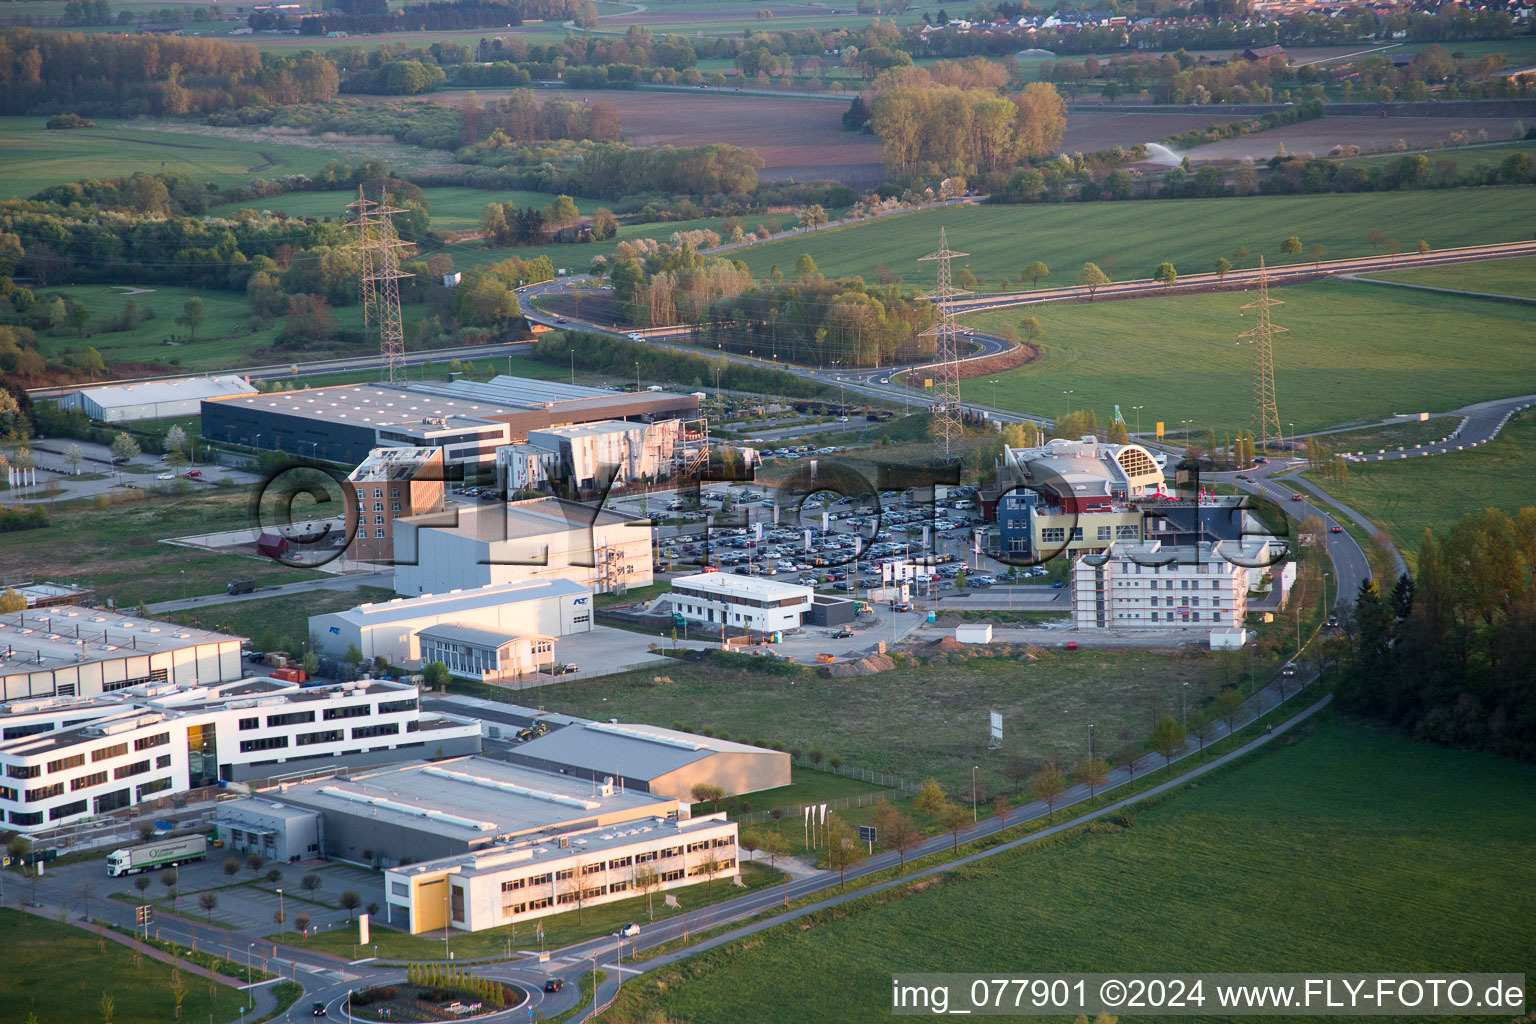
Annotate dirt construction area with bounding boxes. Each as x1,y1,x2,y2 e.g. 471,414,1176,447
1184,114,1527,161
432,87,885,187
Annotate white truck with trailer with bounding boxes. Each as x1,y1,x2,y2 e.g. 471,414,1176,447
106,835,207,877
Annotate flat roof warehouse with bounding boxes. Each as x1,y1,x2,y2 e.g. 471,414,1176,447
200,375,701,464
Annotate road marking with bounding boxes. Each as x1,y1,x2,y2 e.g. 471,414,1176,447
348,957,377,965
602,964,645,974
239,978,279,990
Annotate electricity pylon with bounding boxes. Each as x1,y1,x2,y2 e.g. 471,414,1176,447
349,187,414,384
1239,256,1286,452
919,228,969,461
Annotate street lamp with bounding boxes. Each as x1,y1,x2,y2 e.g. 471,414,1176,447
1131,405,1144,437
1181,682,1188,726
1062,390,1074,417
1288,422,1295,454
971,766,979,822
276,889,284,938
988,379,1000,409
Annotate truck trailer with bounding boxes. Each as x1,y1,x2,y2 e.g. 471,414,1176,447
106,835,207,877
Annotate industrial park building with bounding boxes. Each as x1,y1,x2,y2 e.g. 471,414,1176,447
668,572,814,633
309,579,593,682
200,375,700,466
497,418,688,492
1070,540,1256,631
59,375,255,423
385,812,738,934
507,719,791,801
345,446,447,564
249,757,686,866
0,607,243,704
393,497,652,596
0,678,480,833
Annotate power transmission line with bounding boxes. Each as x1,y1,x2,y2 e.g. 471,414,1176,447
1239,256,1286,453
349,186,415,385
919,227,969,462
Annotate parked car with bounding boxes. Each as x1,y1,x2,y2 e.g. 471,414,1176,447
186,470,202,479
157,472,174,480
830,628,853,639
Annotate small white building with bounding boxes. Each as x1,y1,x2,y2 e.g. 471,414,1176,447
385,812,738,934
669,573,813,633
59,375,255,423
310,579,593,676
1071,540,1253,631
393,498,652,597
955,623,993,644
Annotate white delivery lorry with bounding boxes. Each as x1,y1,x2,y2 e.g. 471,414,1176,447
106,835,207,877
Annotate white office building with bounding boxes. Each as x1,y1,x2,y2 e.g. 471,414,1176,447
668,573,814,633
310,580,593,683
0,678,480,833
1070,540,1253,631
0,607,244,704
385,812,738,934
393,497,653,597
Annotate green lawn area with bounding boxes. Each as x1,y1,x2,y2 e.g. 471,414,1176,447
692,765,890,818
614,718,1536,1023
1342,139,1536,174
0,485,323,609
30,284,300,372
729,188,1536,290
1358,254,1536,299
1312,416,1460,453
284,861,786,961
955,278,1536,433
0,116,340,199
1306,411,1536,564
163,585,396,650
530,647,1279,796
0,908,248,1024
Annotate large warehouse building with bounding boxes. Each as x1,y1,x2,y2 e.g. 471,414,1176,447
393,497,652,596
253,756,685,865
59,375,255,423
200,375,700,466
0,607,244,704
309,579,593,682
507,719,792,800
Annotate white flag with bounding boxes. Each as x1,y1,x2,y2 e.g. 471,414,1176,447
973,530,982,554
803,529,812,551
821,511,830,532
754,522,763,542
819,803,827,824
804,806,811,826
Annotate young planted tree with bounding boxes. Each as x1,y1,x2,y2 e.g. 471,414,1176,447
339,889,362,920
1024,260,1050,288
939,801,971,853
1073,757,1110,798
1079,261,1109,300
1030,762,1066,820
991,794,1013,830
1214,256,1232,280
913,778,947,825
689,783,725,813
1280,235,1303,260
631,862,662,920
1154,262,1177,289
65,442,84,476
175,298,205,340
300,873,322,896
199,892,218,921
294,912,312,939
109,432,141,466
823,814,866,888
1212,686,1245,737
134,875,152,902
1148,715,1187,766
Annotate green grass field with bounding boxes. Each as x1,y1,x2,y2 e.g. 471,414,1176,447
30,283,307,372
166,585,395,649
0,485,322,608
1306,411,1536,561
0,116,342,199
1358,254,1536,299
532,647,1281,795
730,189,1536,291
955,278,1536,432
1310,416,1458,453
0,909,248,1024
613,718,1536,1024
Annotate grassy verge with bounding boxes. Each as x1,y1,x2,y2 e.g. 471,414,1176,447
0,908,246,1024
606,714,1536,1023
100,923,275,983
548,970,607,1024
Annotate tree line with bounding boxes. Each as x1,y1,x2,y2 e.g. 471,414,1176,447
249,0,576,36
1338,506,1536,764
